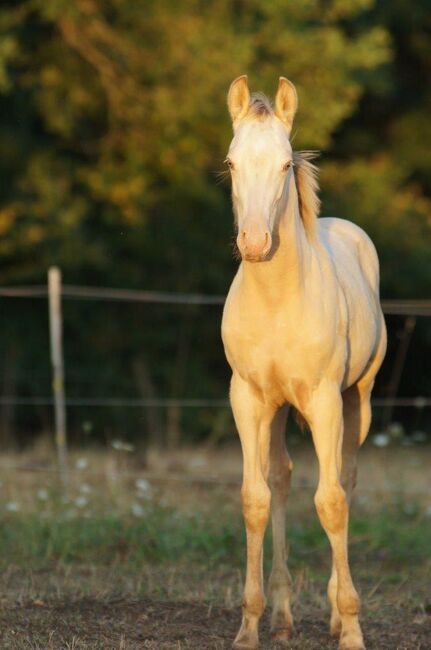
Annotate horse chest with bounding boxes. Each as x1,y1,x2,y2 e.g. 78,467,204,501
222,312,318,407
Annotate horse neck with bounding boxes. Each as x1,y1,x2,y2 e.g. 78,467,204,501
241,175,312,301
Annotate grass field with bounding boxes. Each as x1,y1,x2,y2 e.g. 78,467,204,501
0,440,429,648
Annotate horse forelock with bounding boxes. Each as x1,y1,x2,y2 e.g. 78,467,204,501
247,93,273,120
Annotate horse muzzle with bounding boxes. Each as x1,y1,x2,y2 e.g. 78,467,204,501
236,220,272,262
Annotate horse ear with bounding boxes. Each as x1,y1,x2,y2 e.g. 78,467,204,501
275,77,298,133
227,75,250,123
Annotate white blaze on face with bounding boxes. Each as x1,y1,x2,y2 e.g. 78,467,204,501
226,76,298,262
228,117,293,261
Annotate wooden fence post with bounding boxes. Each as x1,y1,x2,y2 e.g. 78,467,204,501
48,267,68,486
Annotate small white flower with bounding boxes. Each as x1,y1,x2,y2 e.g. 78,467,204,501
131,503,145,517
79,483,92,494
74,496,88,508
387,422,404,439
6,501,19,512
412,431,427,443
76,457,88,470
112,439,135,452
135,478,152,498
372,433,390,448
37,489,49,501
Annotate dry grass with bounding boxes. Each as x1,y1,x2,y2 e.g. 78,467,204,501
0,440,429,648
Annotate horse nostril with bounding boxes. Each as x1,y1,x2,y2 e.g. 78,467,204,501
236,231,246,255
263,231,271,254
237,226,270,259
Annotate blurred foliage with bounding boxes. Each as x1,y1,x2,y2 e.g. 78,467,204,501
0,0,430,442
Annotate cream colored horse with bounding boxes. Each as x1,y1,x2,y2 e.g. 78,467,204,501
221,76,386,650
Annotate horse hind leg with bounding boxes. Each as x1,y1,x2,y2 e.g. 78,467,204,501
267,405,294,643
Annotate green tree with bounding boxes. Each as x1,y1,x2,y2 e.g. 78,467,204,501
0,0,390,290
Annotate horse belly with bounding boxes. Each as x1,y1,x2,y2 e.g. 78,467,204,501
342,302,380,389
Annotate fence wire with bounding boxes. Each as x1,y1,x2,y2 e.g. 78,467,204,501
0,396,430,408
1,284,431,314
0,284,430,412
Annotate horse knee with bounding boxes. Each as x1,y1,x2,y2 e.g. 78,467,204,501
314,482,348,534
241,481,271,532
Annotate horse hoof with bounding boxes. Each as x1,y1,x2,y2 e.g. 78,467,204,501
270,626,292,644
232,641,257,650
232,632,258,649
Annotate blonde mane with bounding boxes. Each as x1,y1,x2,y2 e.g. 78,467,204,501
293,150,320,240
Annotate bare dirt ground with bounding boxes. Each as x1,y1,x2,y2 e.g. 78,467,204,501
0,590,429,650
0,564,429,650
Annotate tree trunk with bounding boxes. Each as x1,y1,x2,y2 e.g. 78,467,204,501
0,344,18,449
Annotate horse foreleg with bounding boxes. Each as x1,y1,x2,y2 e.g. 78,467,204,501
309,381,365,650
267,404,293,643
230,373,274,650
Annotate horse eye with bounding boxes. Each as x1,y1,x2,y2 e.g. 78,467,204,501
282,161,293,172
